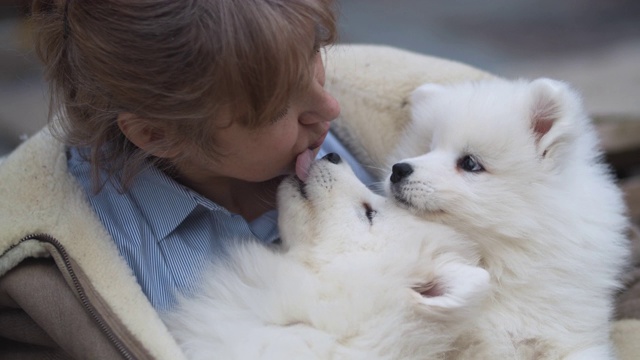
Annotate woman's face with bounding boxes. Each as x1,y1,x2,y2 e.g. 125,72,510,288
174,52,341,186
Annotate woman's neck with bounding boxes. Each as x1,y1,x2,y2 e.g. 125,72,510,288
175,173,283,222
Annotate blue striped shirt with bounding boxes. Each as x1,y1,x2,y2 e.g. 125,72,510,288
68,131,376,311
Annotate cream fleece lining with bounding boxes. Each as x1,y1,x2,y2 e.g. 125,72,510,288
0,129,186,360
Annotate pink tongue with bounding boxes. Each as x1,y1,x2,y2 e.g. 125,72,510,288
295,149,314,182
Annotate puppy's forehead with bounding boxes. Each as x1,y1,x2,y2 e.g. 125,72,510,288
428,87,535,149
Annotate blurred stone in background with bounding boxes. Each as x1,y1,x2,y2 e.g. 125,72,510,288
1,0,639,156
0,1,44,154
337,0,640,116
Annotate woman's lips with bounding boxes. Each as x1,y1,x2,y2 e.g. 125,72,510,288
308,124,330,150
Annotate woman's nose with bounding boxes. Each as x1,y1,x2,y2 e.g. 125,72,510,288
298,89,341,125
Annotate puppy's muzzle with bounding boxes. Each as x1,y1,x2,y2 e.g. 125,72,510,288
297,153,342,198
390,162,414,184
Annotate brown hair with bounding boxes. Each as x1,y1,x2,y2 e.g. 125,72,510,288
30,0,337,191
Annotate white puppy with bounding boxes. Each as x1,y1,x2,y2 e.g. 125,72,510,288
163,154,489,360
386,78,631,360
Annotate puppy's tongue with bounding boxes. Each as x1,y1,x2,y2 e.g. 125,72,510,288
295,149,314,182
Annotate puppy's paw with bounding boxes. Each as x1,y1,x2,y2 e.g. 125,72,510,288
414,263,490,320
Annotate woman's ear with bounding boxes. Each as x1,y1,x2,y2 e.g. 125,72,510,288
116,113,180,159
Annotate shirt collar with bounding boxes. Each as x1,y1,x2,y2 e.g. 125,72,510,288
128,162,285,244
127,164,216,241
248,209,280,244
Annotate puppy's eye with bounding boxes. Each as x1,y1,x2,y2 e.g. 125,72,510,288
458,155,485,173
363,202,377,224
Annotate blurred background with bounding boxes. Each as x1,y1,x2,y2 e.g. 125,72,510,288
1,0,639,156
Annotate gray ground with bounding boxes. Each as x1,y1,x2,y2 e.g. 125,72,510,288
1,0,639,155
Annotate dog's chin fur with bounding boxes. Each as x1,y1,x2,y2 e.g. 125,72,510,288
386,78,631,359
163,158,489,360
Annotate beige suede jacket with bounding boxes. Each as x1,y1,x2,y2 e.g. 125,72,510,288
1,44,638,359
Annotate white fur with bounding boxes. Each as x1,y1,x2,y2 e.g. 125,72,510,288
386,78,631,359
163,157,490,360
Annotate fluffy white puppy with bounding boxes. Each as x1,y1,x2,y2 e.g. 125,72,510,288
163,154,489,360
386,78,631,359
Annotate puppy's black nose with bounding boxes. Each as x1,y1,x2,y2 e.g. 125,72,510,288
322,152,342,164
390,162,413,183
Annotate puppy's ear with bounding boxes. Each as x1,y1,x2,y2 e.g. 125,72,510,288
528,78,584,160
